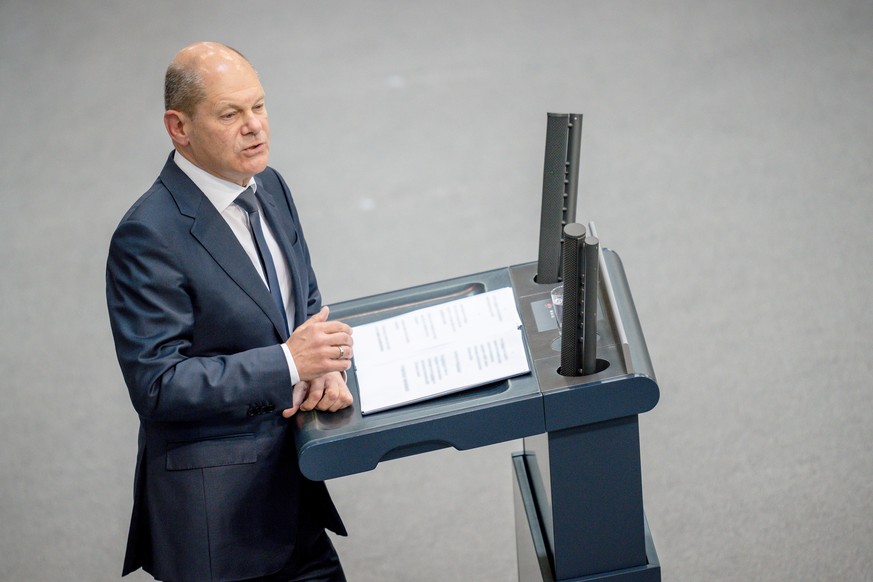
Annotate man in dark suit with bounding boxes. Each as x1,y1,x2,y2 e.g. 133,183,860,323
107,42,355,581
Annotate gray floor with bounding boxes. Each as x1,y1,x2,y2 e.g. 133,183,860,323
2,1,872,580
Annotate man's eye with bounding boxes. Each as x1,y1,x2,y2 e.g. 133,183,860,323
221,112,236,120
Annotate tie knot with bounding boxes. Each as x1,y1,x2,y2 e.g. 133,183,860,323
235,186,258,215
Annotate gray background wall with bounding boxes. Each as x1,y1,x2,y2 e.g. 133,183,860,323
1,1,871,580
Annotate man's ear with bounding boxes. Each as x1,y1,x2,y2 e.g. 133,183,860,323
164,110,190,147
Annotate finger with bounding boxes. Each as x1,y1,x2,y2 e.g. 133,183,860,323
300,378,326,411
316,322,353,336
321,332,352,351
324,343,354,363
327,383,354,412
298,306,329,330
323,373,354,411
292,382,310,409
330,343,353,361
329,346,353,362
337,358,352,373
327,394,350,412
282,382,311,418
316,381,341,411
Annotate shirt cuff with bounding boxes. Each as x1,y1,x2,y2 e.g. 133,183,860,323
280,343,301,386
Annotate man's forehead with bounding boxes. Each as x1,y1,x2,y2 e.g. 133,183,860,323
200,69,264,105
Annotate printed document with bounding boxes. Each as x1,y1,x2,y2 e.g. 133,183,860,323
352,287,530,414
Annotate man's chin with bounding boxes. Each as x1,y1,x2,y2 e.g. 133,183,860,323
243,156,269,176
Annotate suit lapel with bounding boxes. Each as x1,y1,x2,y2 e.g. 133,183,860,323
159,155,289,339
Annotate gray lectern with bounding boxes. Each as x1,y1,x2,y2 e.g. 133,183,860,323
293,114,661,581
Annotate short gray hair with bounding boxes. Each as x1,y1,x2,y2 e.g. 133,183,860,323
164,62,204,116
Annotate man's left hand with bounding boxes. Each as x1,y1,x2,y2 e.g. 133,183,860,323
282,371,353,418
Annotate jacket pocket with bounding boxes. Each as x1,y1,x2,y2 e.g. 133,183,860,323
165,434,257,470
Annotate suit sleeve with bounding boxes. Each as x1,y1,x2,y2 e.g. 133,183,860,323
106,218,294,423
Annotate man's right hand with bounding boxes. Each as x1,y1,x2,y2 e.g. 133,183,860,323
285,306,353,382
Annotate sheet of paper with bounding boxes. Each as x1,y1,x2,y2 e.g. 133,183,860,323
352,287,530,414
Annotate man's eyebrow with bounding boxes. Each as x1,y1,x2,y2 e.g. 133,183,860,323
216,94,266,110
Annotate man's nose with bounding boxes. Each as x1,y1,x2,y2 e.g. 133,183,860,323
243,112,263,135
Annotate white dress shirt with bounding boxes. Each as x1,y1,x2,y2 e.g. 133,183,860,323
173,151,301,385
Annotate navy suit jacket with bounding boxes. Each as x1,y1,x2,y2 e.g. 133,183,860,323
107,154,345,581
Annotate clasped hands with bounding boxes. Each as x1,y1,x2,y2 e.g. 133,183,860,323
282,306,354,418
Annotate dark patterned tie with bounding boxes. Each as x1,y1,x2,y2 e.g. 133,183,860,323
235,187,289,335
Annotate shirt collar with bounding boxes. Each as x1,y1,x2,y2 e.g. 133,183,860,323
173,151,257,213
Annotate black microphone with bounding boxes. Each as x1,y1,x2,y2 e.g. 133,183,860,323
581,235,600,376
536,113,583,284
559,223,586,376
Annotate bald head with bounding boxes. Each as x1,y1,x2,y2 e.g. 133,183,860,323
164,42,254,117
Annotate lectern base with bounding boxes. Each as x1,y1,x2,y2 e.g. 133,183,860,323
512,453,661,582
